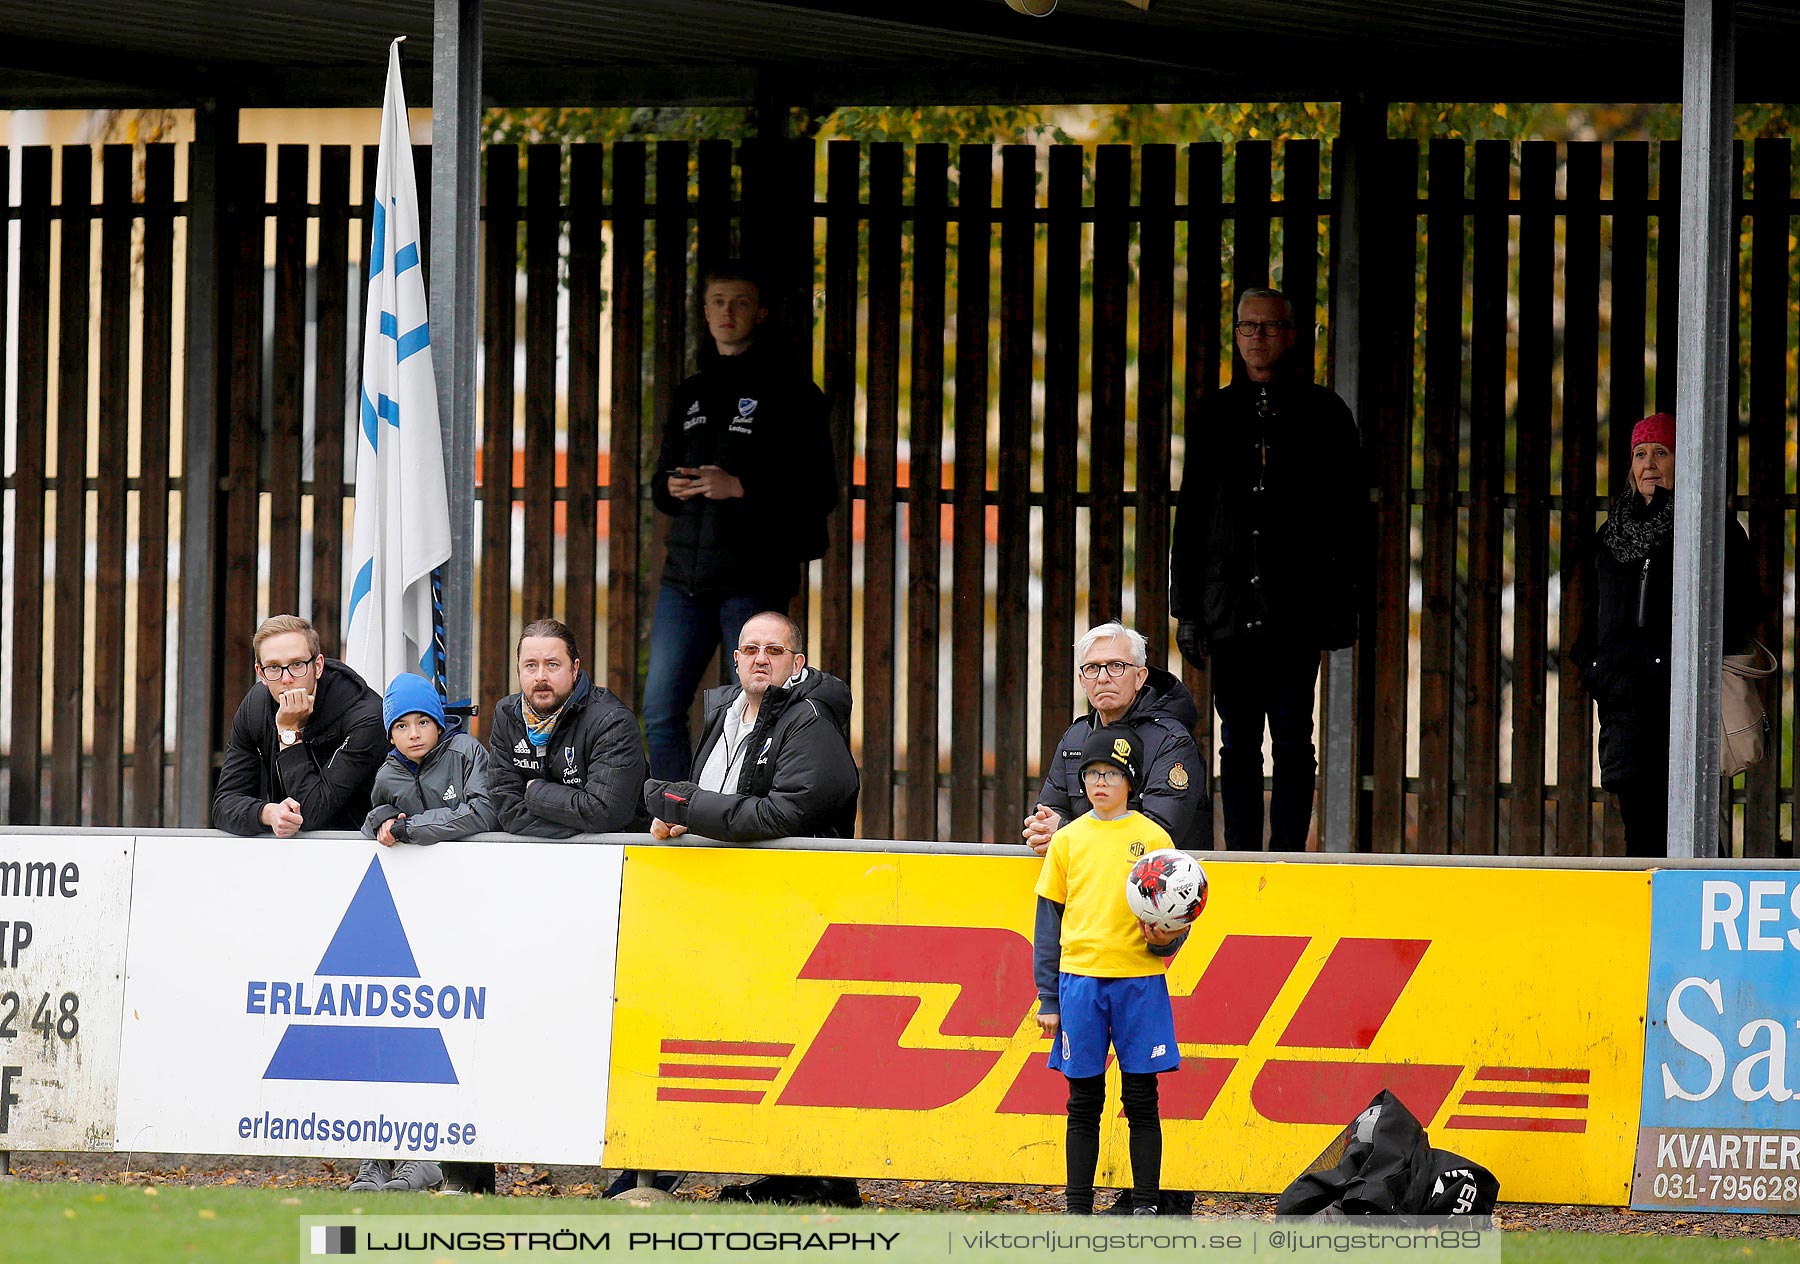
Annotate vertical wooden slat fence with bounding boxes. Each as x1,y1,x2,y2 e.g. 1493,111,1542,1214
2,134,1798,859
134,144,176,825
1181,143,1225,805
312,145,351,661
564,144,603,662
269,145,307,617
1510,141,1555,856
820,143,859,681
1037,144,1082,811
1555,143,1602,856
1417,138,1463,856
607,143,648,704
220,146,266,737
862,143,902,840
1135,145,1175,668
648,140,687,678
949,144,990,843
522,145,559,611
53,146,92,826
9,147,49,824
477,145,518,715
1463,140,1508,858
1365,139,1417,852
1087,145,1128,626
993,144,1034,841
905,144,948,841
93,145,132,827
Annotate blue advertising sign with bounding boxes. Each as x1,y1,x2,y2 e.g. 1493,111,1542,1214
1635,871,1800,1212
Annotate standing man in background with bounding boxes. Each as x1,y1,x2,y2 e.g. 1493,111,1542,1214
642,261,837,781
1169,288,1366,851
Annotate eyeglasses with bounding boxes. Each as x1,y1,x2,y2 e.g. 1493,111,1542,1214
1081,768,1125,786
736,643,793,658
1234,320,1293,337
1078,660,1135,680
258,657,318,682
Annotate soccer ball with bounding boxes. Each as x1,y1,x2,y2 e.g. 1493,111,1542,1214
1125,849,1208,933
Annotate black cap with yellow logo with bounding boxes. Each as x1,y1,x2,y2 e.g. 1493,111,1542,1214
1079,725,1140,790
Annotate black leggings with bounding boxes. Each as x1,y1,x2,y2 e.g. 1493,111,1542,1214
1064,1072,1162,1214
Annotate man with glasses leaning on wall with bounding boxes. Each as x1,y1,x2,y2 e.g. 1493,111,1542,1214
639,609,861,1207
1169,287,1366,851
212,614,387,836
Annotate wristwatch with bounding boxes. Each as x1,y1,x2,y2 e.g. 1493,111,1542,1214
278,728,302,748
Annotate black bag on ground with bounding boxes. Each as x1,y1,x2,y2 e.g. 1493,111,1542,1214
1275,1089,1498,1217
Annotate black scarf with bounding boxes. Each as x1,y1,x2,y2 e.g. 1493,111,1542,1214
1599,485,1674,563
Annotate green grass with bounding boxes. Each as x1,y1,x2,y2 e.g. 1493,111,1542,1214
2,1183,592,1264
5,1183,1800,1264
1503,1235,1800,1262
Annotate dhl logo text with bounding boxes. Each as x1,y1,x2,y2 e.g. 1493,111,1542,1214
655,926,1590,1132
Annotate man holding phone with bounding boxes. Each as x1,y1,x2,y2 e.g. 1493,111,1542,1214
643,261,837,780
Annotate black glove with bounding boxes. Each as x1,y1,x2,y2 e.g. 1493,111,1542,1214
645,780,699,828
1175,619,1207,669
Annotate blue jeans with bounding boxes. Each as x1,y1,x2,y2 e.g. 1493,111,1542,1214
643,585,790,780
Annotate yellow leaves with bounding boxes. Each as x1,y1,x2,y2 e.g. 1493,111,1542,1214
1494,104,1510,119
142,1186,158,1197
197,1208,217,1220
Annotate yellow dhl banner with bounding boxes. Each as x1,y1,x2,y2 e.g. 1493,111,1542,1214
607,849,1649,1204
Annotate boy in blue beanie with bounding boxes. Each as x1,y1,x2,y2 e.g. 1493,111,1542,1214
349,673,501,1194
363,673,500,848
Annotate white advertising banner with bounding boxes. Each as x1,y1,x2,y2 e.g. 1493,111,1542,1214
115,837,621,1164
0,832,133,1151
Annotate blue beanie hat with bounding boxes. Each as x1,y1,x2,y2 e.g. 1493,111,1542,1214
384,673,446,733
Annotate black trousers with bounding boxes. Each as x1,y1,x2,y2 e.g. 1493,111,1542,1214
1612,780,1667,858
1210,634,1322,850
1064,1072,1162,1214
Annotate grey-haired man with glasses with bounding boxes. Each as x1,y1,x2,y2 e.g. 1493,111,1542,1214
212,614,386,836
1169,287,1366,851
1022,620,1207,858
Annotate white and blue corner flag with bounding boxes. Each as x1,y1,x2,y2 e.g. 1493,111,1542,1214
345,37,452,696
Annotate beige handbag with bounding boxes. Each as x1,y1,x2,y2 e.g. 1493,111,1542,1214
1721,640,1778,778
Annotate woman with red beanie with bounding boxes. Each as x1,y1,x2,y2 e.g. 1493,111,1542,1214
1574,413,1762,855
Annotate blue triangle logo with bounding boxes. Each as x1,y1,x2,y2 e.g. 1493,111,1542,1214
262,856,458,1085
316,857,420,977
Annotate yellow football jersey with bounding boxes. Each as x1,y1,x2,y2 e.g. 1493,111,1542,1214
1034,810,1175,978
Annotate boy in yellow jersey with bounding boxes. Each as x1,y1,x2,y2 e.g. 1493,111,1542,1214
1034,726,1189,1215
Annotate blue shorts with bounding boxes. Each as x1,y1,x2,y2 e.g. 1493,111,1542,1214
1049,973,1180,1079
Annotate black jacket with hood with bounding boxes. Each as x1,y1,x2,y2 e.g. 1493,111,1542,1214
211,658,387,836
644,667,860,841
487,672,649,837
652,341,837,597
1035,666,1210,850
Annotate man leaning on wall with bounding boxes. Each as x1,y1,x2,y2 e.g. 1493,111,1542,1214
211,614,386,837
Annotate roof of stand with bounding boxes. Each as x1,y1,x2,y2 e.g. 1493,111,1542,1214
2,0,1797,110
